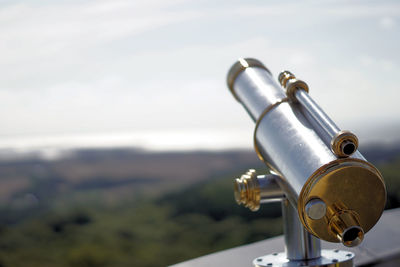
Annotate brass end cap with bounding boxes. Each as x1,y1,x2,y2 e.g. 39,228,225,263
233,169,260,211
331,130,359,158
277,71,309,100
299,159,386,245
278,70,295,88
227,58,271,102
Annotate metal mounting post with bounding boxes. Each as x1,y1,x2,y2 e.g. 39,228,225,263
253,197,354,267
235,170,355,267
282,198,321,261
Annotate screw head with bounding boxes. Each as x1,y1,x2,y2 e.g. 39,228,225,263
305,198,326,220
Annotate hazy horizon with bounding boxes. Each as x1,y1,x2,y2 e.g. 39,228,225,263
0,120,399,160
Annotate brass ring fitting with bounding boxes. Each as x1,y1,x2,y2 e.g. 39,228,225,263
328,210,364,247
234,169,261,211
285,78,309,100
331,130,359,157
278,71,309,101
227,58,271,102
278,70,295,88
253,98,289,171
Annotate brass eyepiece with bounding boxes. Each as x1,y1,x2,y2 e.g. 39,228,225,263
331,130,359,157
328,210,364,247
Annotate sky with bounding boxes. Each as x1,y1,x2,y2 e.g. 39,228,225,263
0,0,399,152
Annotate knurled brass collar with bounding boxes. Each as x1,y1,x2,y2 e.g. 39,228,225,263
234,169,261,211
227,58,271,102
277,70,309,101
285,78,309,100
278,70,295,88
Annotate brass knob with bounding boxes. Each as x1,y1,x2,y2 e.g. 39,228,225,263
234,170,284,211
234,169,260,211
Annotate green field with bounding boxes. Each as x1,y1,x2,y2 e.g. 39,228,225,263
0,148,398,267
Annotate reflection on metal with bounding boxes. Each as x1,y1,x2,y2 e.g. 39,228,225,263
254,250,354,267
225,58,387,267
299,159,384,245
282,198,321,260
227,58,271,102
331,130,359,158
226,58,386,246
234,172,354,267
305,198,327,221
252,97,289,169
327,208,364,247
169,209,400,267
278,70,358,158
234,169,284,211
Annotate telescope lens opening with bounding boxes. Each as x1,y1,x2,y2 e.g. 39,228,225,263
343,142,356,156
342,226,364,247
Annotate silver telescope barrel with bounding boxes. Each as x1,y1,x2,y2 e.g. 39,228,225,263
227,58,386,246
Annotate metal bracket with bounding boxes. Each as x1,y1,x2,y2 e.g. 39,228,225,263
234,170,355,267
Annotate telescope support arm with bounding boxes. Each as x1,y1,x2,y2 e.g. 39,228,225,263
235,170,355,267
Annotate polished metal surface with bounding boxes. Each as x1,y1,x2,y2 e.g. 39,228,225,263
226,58,386,244
227,58,271,102
278,70,295,89
259,173,285,204
295,89,340,141
282,198,321,261
234,67,287,121
298,159,384,244
278,70,358,158
330,130,359,158
328,209,364,247
253,250,354,267
295,90,358,158
169,208,400,267
255,100,336,199
234,170,284,211
305,198,327,220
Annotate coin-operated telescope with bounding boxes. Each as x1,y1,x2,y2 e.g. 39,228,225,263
227,58,386,267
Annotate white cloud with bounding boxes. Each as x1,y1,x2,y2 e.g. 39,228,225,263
379,17,396,30
0,0,202,89
0,0,399,149
215,2,400,20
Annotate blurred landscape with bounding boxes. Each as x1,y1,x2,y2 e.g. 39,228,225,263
0,144,399,267
0,1,399,266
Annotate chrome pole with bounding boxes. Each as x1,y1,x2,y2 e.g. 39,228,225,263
235,170,355,267
295,89,340,140
282,198,321,260
278,70,359,158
